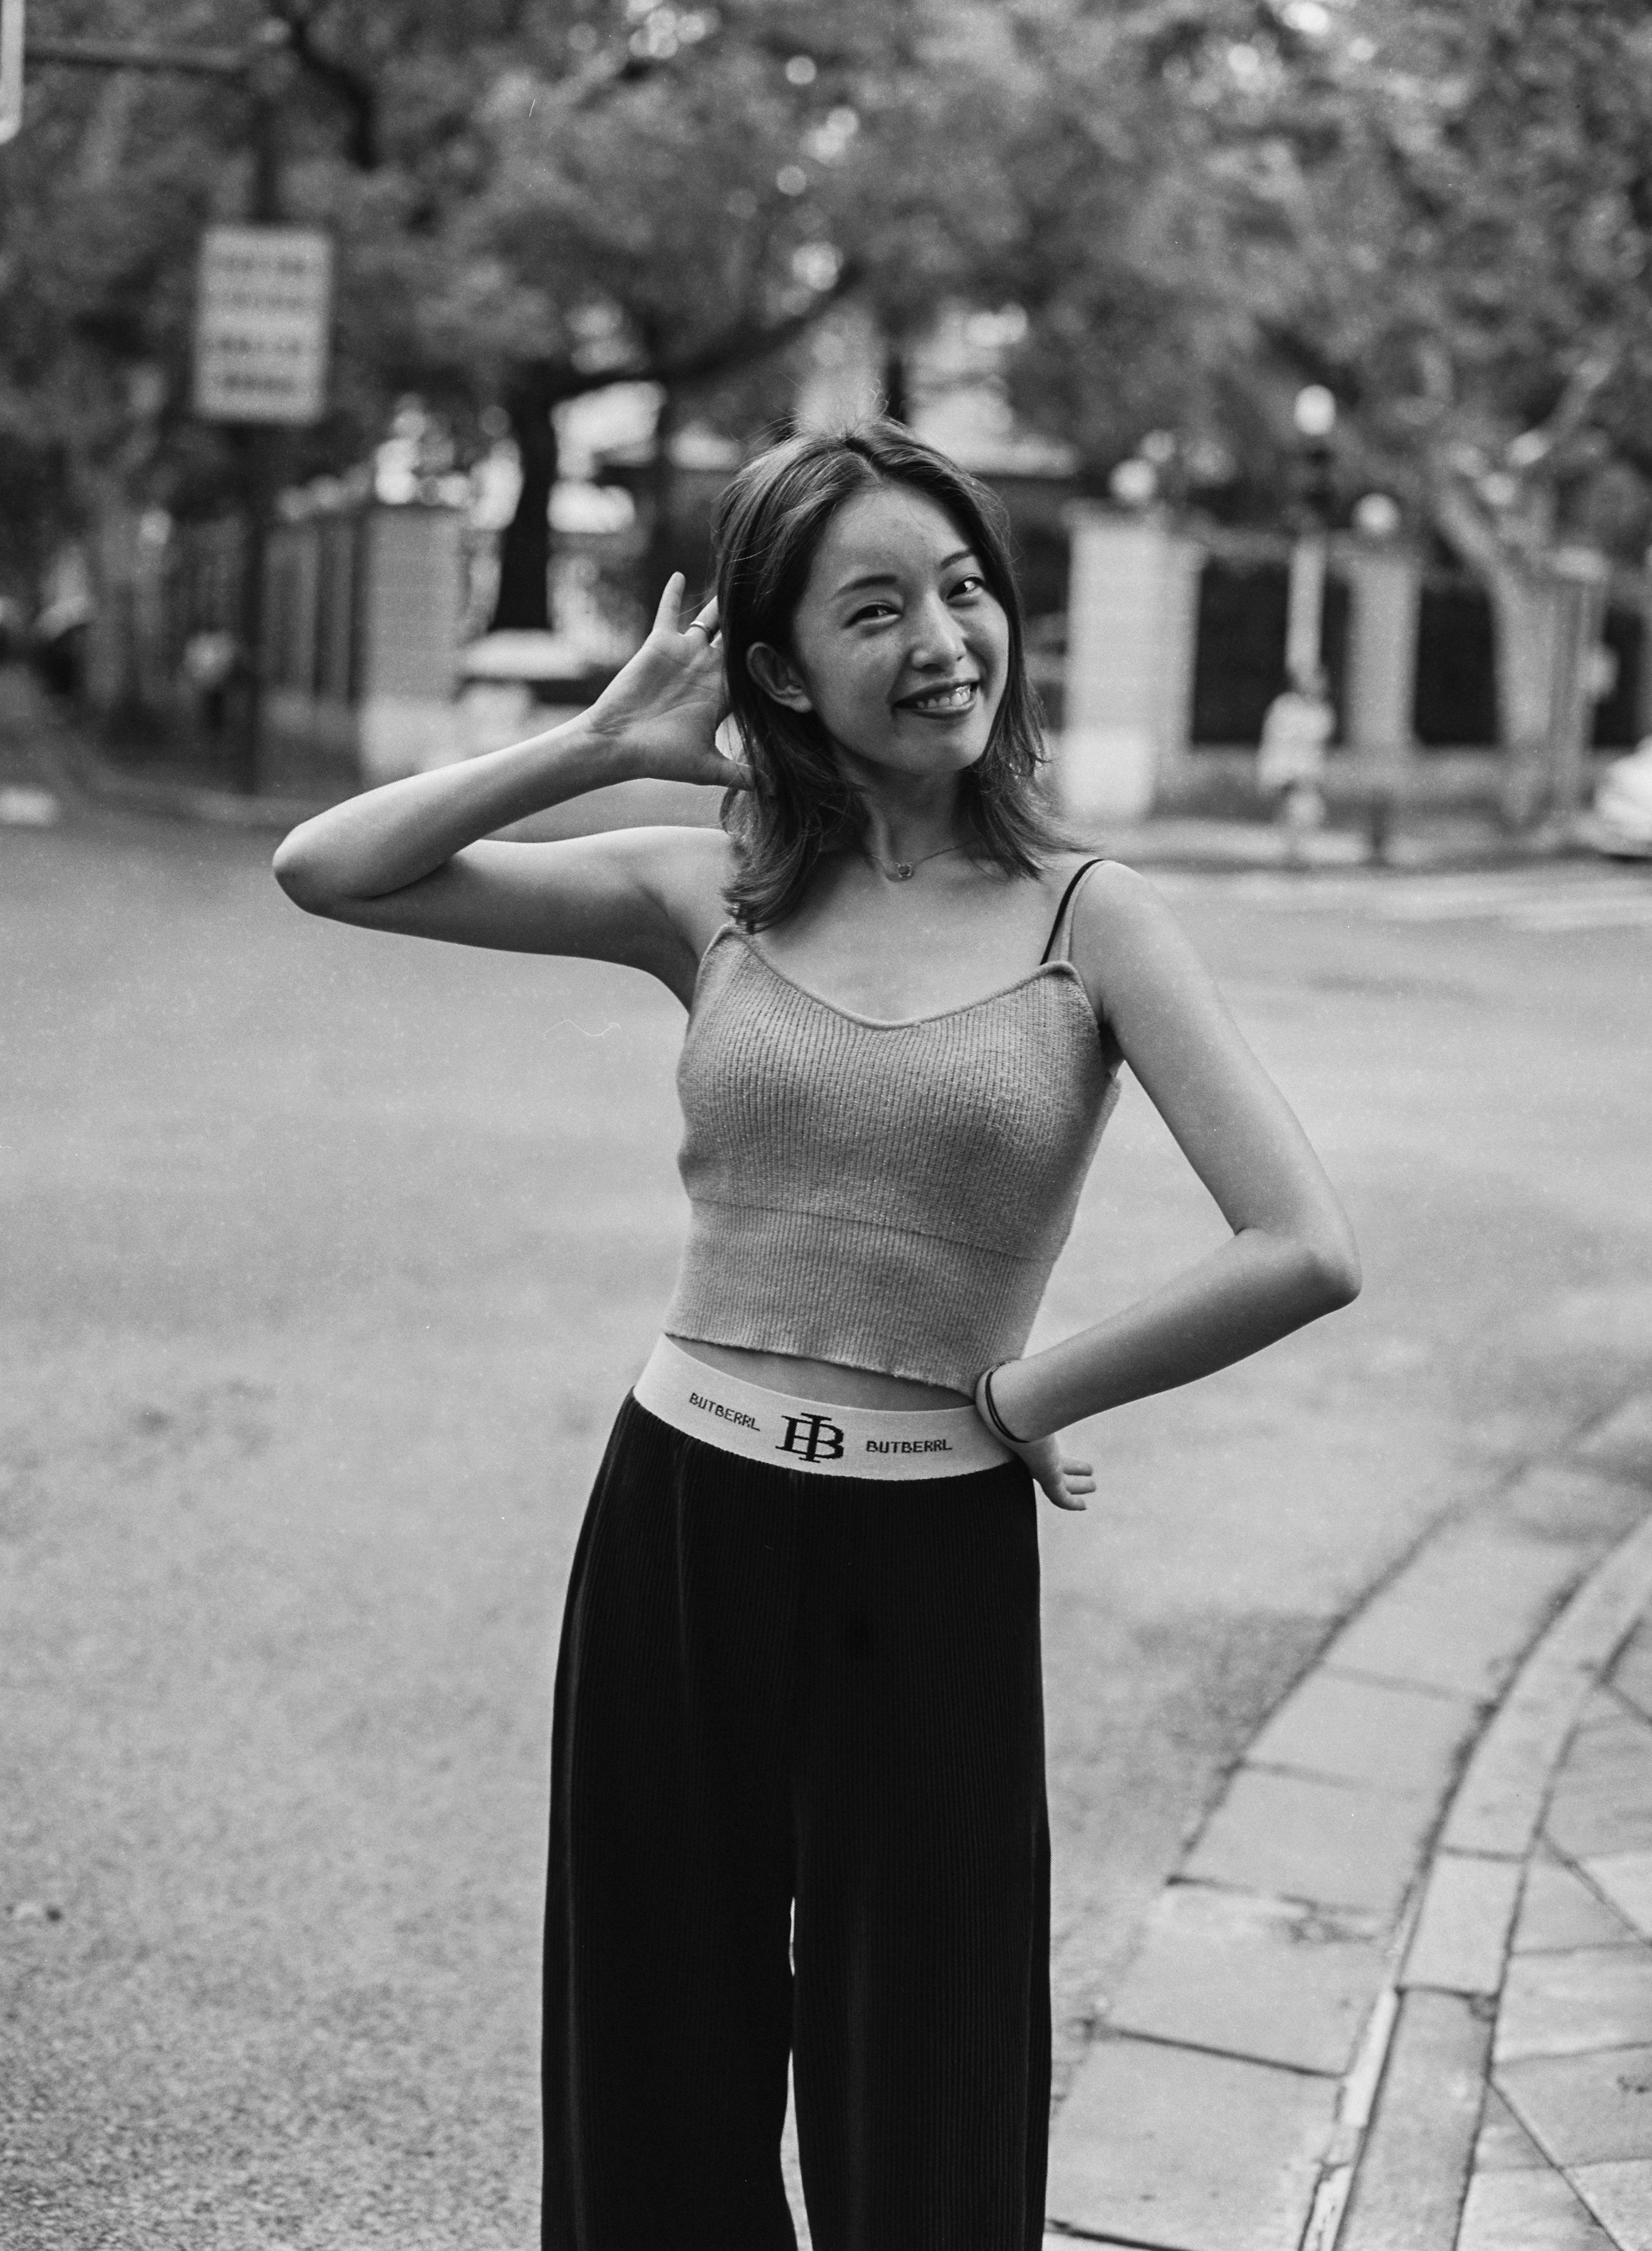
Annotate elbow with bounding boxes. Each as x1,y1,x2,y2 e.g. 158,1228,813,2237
271,831,341,917
1303,1230,1362,1313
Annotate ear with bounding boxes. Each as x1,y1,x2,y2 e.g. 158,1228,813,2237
747,640,814,713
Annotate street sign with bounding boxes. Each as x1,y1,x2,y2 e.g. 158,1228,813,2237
0,0,24,145
193,225,333,425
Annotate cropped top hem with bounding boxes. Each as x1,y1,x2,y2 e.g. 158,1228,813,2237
662,1320,982,1399
662,1201,1066,1396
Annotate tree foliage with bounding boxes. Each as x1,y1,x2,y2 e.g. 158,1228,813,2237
5,0,1652,732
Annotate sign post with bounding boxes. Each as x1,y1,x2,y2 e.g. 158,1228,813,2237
193,223,331,791
0,0,24,145
14,27,319,796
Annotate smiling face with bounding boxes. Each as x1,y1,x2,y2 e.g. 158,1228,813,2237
747,483,1011,784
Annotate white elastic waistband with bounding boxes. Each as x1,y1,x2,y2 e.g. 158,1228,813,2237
632,1336,1012,1482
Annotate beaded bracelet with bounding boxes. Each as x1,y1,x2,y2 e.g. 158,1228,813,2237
979,1364,1031,1447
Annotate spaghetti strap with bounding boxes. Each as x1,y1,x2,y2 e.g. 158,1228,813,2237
1038,858,1106,965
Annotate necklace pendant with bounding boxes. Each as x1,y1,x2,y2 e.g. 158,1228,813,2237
892,862,913,880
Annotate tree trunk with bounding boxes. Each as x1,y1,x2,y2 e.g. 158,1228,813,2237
882,344,910,426
491,382,559,633
1430,476,1563,827
1486,561,1561,826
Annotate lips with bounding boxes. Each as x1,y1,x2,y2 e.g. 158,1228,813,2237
898,678,979,714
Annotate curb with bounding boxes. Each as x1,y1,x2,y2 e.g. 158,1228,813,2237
1103,822,1591,878
1043,1395,1652,2251
1331,1501,1652,2251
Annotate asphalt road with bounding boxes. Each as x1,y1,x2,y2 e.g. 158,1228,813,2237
4,801,1650,2249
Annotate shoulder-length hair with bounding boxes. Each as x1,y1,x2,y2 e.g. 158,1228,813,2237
710,420,1069,930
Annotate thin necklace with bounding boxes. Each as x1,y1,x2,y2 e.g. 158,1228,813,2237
864,841,969,883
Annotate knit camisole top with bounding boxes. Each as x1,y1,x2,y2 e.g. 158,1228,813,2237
663,859,1121,1394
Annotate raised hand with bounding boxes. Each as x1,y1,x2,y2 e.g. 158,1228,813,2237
583,574,750,791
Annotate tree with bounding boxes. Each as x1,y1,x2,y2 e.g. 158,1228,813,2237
1,0,1220,658
0,0,421,701
1000,0,1652,776
327,0,1060,628
1295,0,1652,774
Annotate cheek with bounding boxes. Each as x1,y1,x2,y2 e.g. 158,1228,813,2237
968,618,1009,701
804,647,888,726
976,609,1011,677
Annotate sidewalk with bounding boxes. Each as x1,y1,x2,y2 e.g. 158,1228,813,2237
1044,1389,1652,2251
1103,808,1590,874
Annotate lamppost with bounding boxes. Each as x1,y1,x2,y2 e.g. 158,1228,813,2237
1257,386,1339,855
1286,383,1337,693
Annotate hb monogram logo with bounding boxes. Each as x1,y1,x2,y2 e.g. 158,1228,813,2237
777,1413,845,1463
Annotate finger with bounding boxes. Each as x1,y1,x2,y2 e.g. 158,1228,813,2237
652,572,686,637
1047,1488,1088,1512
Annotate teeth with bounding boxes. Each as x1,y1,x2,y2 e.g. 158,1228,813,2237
908,682,975,710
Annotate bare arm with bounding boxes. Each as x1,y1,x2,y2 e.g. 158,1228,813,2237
270,578,744,999
987,863,1360,1452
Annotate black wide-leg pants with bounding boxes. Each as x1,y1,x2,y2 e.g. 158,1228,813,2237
542,1396,1051,2251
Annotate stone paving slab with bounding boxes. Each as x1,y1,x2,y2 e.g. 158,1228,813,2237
1319,1525,1589,1703
1613,1629,1652,1724
1515,1853,1644,1954
1443,1691,1592,1860
1572,2158,1652,2251
1104,1881,1387,2077
1546,1706,1652,1859
1583,1852,1652,1941
1044,2034,1338,2251
1402,1850,1523,1996
1496,1947,1652,2064
1457,2165,1618,2251
1504,1464,1652,1550
1246,1669,1482,1796
1337,1990,1492,2251
1498,2044,1652,2167
1441,1515,1652,1864
1475,2087,1551,2172
1575,1396,1652,1484
1182,1767,1437,1919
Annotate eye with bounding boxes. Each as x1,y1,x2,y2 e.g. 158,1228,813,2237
847,600,898,625
948,574,987,601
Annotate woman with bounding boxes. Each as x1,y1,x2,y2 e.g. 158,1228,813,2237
273,421,1360,2251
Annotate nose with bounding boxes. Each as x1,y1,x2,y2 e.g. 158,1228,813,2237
908,592,968,670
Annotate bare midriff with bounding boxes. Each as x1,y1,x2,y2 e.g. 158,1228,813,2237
668,1336,972,1411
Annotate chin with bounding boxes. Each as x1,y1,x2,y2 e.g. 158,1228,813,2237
875,741,987,784
831,713,996,782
